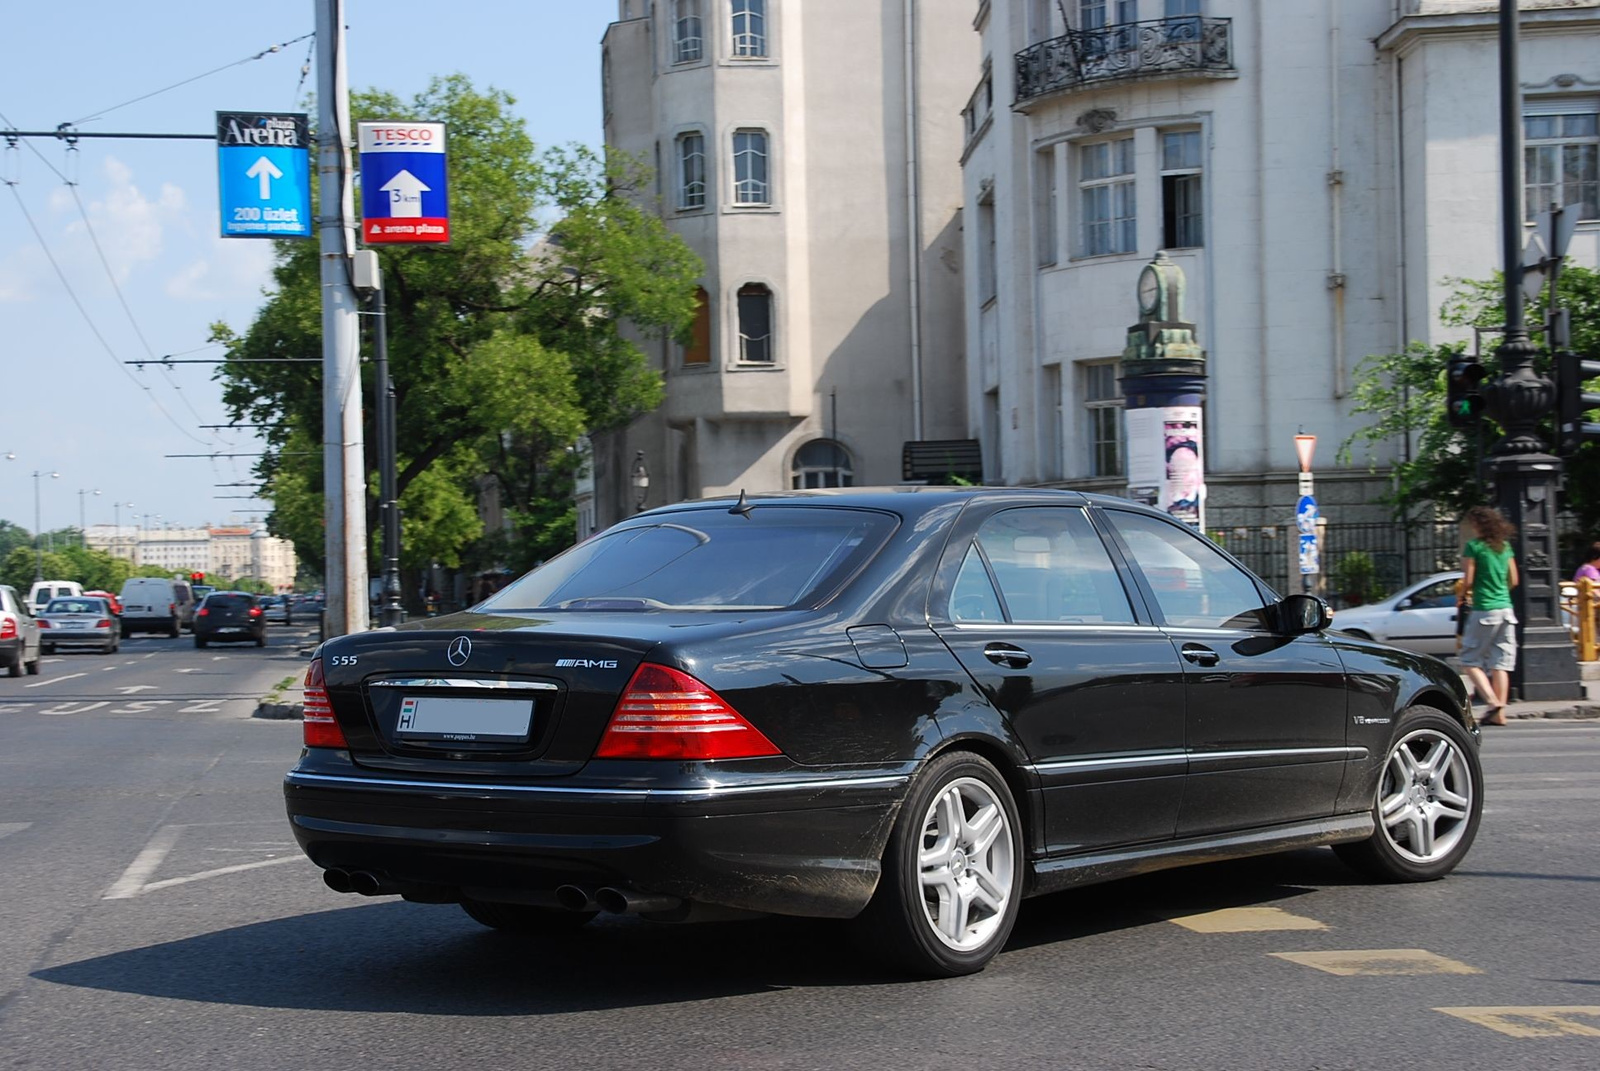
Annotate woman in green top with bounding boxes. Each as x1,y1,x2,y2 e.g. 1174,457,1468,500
1459,505,1519,726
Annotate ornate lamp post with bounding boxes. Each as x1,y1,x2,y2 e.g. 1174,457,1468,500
1482,0,1581,699
78,488,101,547
1120,252,1208,530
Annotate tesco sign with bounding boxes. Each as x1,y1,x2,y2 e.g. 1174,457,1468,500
362,126,441,149
358,120,449,244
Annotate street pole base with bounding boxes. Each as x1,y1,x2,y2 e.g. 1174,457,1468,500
1517,623,1584,701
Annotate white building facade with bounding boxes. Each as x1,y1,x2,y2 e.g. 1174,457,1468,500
964,0,1599,536
592,0,979,526
86,523,299,591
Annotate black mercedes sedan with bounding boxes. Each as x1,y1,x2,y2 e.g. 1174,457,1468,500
284,488,1481,976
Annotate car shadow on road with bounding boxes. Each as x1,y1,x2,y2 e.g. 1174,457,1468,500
34,849,1368,1014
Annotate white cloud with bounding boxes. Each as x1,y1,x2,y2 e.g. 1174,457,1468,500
63,156,188,281
164,235,274,301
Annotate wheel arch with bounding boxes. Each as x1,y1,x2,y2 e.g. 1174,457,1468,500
1404,686,1474,734
922,731,1040,864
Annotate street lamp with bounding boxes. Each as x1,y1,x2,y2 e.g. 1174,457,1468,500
113,502,133,560
32,469,61,581
78,488,101,548
630,451,650,512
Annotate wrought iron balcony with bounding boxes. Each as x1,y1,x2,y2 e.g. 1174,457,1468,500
1014,16,1233,104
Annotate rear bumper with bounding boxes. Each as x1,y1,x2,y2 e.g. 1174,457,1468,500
39,630,111,647
283,752,909,918
122,614,175,631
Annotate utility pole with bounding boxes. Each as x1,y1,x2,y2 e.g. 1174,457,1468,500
1482,0,1580,700
315,0,368,636
353,250,404,627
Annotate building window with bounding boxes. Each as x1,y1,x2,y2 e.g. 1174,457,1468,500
1525,100,1599,221
737,283,773,363
677,132,706,209
792,439,853,489
731,0,767,58
1080,137,1135,257
1035,148,1058,266
1083,361,1123,477
977,194,997,303
685,287,712,365
732,129,770,204
964,62,994,142
1043,364,1063,479
1078,0,1136,29
673,0,704,63
1161,130,1203,248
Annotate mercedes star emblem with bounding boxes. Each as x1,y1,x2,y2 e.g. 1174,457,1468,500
446,635,473,667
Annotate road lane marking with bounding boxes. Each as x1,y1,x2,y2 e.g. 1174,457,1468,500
103,825,183,899
42,701,110,716
212,656,228,661
1436,1007,1600,1038
115,685,157,694
175,668,199,674
1167,907,1326,933
140,855,300,892
142,653,157,659
1272,949,1480,976
180,699,225,714
24,672,87,688
0,823,31,839
100,666,117,672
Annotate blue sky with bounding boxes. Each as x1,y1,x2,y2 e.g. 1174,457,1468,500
1,1,613,536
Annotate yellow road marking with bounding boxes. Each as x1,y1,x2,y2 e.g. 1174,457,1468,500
1271,949,1480,976
1436,1007,1600,1038
1166,906,1326,933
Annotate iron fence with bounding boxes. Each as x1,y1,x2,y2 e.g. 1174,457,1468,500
1209,521,1465,607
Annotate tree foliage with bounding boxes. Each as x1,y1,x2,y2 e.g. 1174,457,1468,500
213,74,701,580
0,544,168,592
1341,264,1600,529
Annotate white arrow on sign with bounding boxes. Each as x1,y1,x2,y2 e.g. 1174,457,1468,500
117,684,157,694
245,156,283,200
380,169,430,218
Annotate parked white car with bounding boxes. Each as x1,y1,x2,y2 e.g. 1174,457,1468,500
27,579,82,616
1331,572,1462,657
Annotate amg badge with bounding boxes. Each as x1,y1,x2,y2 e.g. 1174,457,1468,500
556,658,619,669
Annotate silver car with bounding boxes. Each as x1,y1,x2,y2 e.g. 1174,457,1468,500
38,596,121,655
1331,572,1463,656
261,595,294,625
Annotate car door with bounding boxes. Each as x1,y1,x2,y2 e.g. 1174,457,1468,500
1101,507,1351,838
1379,576,1460,655
932,503,1188,854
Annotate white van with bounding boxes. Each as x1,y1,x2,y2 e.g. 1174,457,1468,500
118,577,184,637
27,580,83,616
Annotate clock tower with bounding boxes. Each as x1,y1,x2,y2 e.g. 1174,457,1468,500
1121,251,1208,529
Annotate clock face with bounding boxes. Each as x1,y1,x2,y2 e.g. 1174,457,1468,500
1138,267,1161,315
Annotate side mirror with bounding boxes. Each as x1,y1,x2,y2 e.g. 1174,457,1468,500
1395,598,1414,611
1279,593,1332,635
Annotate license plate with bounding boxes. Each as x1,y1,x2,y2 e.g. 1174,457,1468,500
396,696,534,744
63,622,88,629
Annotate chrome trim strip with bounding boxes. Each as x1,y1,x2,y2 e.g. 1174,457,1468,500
367,677,559,692
1191,746,1368,764
948,623,1164,634
1026,752,1187,775
284,770,909,799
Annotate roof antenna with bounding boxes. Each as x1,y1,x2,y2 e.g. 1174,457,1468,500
729,489,754,517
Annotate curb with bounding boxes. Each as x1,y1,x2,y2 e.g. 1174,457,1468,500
1500,703,1600,721
253,701,302,720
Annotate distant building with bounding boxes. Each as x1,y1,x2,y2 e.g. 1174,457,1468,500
590,0,979,529
86,523,298,591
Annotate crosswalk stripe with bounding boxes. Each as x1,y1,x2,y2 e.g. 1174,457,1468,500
1166,906,1326,933
1436,1007,1600,1038
1272,949,1480,976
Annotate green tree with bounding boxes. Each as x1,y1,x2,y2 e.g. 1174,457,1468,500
1342,264,1600,528
0,521,32,560
213,74,701,579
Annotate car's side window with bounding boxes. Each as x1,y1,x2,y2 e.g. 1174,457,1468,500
1409,579,1458,609
950,543,1006,623
1107,510,1273,631
969,508,1136,625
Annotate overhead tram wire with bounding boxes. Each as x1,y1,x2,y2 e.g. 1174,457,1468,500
7,126,232,447
70,31,315,127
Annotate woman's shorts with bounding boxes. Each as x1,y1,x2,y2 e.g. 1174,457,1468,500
1461,608,1518,672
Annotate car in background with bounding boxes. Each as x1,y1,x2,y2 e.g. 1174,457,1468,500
191,584,217,607
261,595,294,625
0,584,42,677
27,580,83,616
38,596,120,655
118,577,184,637
82,589,124,616
194,591,267,648
1331,572,1463,657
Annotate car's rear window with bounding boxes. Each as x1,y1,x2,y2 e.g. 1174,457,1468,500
207,595,254,611
46,599,103,615
479,506,897,612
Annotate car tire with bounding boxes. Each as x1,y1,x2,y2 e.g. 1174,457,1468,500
168,620,180,639
5,650,20,678
24,651,40,675
195,637,207,649
856,750,1023,977
256,634,266,647
460,900,596,934
40,644,54,656
1335,706,1483,882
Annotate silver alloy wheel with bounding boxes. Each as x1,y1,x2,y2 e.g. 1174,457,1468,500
917,775,1015,952
1378,727,1474,863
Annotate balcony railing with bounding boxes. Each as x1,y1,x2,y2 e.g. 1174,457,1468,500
1014,16,1233,103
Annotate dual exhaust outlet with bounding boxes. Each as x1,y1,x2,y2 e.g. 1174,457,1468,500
321,869,682,915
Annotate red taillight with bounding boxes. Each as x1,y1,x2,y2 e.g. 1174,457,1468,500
37,620,51,630
197,608,209,617
95,619,111,629
168,603,175,614
0,618,15,640
302,658,347,748
248,607,263,617
594,663,781,760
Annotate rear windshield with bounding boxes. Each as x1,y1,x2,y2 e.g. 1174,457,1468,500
46,598,104,615
206,595,254,610
479,506,897,612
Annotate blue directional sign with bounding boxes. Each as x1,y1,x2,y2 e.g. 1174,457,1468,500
216,112,311,239
358,121,449,244
1299,533,1321,576
1295,494,1319,535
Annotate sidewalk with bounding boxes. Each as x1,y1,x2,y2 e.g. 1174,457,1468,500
1478,697,1600,721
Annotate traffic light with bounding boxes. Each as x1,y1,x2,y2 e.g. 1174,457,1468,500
1445,353,1486,428
1555,350,1600,456
190,571,205,583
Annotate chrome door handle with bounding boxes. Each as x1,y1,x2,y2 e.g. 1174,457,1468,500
983,643,1033,669
1181,643,1220,667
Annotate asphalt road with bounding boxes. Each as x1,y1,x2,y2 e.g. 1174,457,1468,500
0,640,1597,1070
